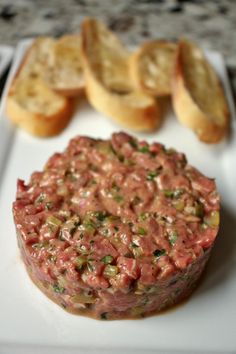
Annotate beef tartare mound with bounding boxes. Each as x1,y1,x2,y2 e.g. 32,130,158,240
13,132,220,319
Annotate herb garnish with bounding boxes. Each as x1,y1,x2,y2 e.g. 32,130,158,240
101,255,114,264
153,249,166,257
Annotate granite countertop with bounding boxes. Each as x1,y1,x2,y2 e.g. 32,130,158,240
0,0,235,99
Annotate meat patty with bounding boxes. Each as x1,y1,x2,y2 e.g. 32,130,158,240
13,132,220,319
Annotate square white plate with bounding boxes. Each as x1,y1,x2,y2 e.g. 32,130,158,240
0,40,236,354
0,45,13,80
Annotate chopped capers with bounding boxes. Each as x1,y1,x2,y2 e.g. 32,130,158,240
153,249,166,257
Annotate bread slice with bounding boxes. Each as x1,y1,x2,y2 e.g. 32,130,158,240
6,37,74,137
44,34,85,97
172,39,229,143
81,18,161,132
129,40,177,97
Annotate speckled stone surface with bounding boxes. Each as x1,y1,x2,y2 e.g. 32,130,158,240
0,0,235,99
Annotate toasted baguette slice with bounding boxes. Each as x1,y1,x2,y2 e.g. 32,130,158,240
44,34,85,97
172,39,229,143
81,18,161,131
6,37,74,137
129,40,177,97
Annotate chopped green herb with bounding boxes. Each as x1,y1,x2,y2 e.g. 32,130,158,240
138,227,147,236
87,262,94,272
32,241,48,249
114,226,119,232
83,220,96,234
35,193,45,204
164,189,184,199
173,189,184,198
131,242,139,248
78,244,89,254
138,146,150,153
153,249,166,258
94,211,107,222
45,202,53,210
163,190,174,198
76,256,87,270
101,228,109,236
48,255,57,263
147,171,159,181
89,239,95,244
139,212,149,221
101,255,114,264
53,284,65,294
169,231,178,246
113,194,123,203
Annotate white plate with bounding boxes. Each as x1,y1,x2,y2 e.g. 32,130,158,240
0,40,236,354
0,45,13,79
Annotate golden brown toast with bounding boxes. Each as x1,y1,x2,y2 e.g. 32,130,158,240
172,39,230,143
81,18,161,132
6,37,74,137
44,34,85,97
130,40,177,96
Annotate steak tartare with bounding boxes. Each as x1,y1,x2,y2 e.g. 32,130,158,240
13,132,220,319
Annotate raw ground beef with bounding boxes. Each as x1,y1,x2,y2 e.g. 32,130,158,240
13,132,220,319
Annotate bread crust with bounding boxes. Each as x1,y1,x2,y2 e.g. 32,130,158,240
172,39,230,143
6,94,74,137
81,18,161,132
